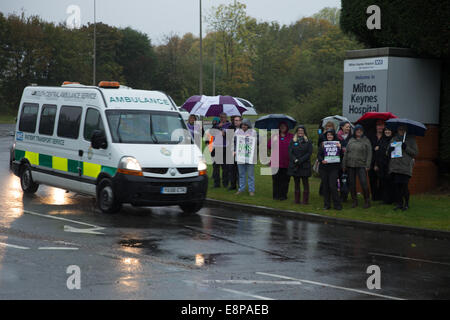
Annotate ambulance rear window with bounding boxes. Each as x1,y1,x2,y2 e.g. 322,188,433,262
19,103,39,133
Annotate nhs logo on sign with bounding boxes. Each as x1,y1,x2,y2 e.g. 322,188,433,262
375,59,384,65
16,131,24,141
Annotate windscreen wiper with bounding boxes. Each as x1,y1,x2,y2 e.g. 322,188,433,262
149,115,159,144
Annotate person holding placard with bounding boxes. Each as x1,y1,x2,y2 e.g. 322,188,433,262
234,119,258,196
342,124,372,209
387,125,418,211
288,125,312,204
317,129,342,210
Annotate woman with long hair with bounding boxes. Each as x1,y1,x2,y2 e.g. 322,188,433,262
288,125,312,204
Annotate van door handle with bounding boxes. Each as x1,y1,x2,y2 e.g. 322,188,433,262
79,150,84,157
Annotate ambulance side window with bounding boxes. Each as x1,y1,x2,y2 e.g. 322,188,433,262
38,104,57,136
57,105,82,139
84,108,104,141
18,103,39,133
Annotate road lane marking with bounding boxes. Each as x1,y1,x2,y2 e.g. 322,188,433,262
0,242,30,250
219,288,274,300
369,252,450,267
198,213,241,222
23,210,105,235
184,225,294,260
202,280,302,285
257,272,405,300
183,280,274,300
38,247,79,250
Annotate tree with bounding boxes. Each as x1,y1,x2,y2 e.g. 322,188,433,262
117,27,157,90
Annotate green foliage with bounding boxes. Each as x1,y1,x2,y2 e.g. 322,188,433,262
340,0,450,168
291,80,343,125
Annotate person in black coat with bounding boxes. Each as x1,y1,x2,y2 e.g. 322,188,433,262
317,129,343,210
287,125,313,204
374,127,394,204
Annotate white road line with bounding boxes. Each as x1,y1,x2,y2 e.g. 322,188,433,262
0,242,30,250
202,280,302,285
23,210,105,235
369,252,450,267
38,247,79,250
257,272,405,300
219,288,274,300
198,213,241,222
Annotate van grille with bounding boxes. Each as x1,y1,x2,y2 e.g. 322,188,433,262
142,168,168,174
177,168,197,174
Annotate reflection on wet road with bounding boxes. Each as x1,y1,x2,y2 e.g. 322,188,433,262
0,136,449,299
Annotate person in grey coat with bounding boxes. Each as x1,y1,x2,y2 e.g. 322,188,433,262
387,125,418,211
288,125,313,204
342,124,372,208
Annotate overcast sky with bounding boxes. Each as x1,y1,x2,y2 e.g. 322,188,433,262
0,0,341,44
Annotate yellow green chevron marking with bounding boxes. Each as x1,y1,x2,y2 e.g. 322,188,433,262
15,149,117,178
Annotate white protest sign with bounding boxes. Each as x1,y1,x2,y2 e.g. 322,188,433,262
236,135,256,164
323,141,340,163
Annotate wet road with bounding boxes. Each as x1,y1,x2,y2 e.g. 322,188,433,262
0,131,449,299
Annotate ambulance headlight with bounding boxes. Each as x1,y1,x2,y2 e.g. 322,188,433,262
118,157,143,176
198,159,207,176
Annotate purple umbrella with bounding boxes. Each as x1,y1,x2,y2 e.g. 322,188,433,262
181,95,248,116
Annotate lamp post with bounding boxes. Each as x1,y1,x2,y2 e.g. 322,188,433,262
93,0,96,86
199,0,203,95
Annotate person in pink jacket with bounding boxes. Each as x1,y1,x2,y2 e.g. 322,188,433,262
268,122,293,200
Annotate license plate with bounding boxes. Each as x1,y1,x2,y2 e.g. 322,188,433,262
160,187,187,194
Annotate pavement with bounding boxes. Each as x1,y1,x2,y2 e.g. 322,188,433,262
0,128,449,299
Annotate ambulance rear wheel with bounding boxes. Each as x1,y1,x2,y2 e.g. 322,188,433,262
179,201,203,214
97,178,122,214
20,164,39,194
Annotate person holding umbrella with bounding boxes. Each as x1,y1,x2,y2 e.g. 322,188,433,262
368,120,386,201
255,114,297,200
288,125,312,204
212,112,231,188
227,115,242,191
342,124,372,209
374,127,395,204
317,128,342,210
337,121,352,202
268,122,293,200
387,125,418,211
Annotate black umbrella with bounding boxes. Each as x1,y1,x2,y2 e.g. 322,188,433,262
385,118,427,137
254,114,297,130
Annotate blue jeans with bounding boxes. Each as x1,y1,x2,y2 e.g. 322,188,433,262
237,164,255,192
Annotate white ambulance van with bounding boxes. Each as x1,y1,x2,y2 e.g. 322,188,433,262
11,81,208,214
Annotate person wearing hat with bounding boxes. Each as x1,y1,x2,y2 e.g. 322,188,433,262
342,124,372,208
269,121,294,200
387,125,418,211
288,125,312,204
234,119,257,196
317,128,342,210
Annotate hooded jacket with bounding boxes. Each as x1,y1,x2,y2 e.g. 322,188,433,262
388,134,418,177
342,125,372,169
287,125,312,177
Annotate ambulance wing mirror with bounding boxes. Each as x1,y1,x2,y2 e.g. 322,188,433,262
91,130,108,149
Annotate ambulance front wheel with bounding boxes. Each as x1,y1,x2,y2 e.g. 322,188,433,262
20,163,39,194
97,178,122,214
179,201,204,214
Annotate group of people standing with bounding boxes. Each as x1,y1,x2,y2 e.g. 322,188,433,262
190,113,418,212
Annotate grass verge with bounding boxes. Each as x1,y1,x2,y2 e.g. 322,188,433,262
206,164,450,231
